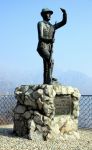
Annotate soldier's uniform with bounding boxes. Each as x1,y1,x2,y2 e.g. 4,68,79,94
37,20,54,84
37,8,67,84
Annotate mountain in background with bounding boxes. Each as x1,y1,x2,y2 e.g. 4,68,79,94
0,70,92,95
58,71,92,95
0,79,14,94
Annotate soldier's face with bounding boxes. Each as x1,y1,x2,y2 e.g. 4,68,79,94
44,13,51,21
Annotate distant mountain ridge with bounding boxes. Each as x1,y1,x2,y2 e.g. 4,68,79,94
59,71,92,95
0,71,92,95
0,80,14,94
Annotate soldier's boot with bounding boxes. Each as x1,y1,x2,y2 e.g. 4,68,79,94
47,62,51,84
43,60,49,84
51,59,54,77
50,59,57,82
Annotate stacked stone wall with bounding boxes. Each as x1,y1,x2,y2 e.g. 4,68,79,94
13,84,80,140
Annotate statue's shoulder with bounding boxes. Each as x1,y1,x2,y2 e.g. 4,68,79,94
37,21,44,26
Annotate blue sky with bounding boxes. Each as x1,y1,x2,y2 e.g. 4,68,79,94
0,0,92,83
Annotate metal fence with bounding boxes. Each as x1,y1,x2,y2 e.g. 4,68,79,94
0,95,17,124
78,95,92,128
0,95,92,128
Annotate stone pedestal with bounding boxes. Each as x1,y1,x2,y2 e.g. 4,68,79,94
13,83,80,140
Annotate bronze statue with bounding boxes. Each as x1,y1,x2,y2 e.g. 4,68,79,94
37,8,67,84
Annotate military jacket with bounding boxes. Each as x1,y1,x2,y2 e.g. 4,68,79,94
37,13,67,51
37,21,54,51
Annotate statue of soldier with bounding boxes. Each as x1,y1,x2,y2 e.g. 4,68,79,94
37,8,67,84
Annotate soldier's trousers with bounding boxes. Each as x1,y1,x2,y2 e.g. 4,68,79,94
43,58,54,84
37,49,54,84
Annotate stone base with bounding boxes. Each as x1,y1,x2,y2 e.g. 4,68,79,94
13,83,81,140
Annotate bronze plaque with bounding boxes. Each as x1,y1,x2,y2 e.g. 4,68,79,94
54,95,72,115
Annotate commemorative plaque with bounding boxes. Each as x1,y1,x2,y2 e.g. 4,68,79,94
54,95,72,115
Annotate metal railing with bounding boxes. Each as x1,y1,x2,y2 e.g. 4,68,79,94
0,94,92,128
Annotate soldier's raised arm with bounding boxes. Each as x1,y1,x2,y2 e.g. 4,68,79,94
54,8,67,30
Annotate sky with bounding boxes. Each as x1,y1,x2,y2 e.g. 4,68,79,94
0,0,92,83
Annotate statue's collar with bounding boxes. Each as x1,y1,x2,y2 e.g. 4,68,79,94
43,20,51,25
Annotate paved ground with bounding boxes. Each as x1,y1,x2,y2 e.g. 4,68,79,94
0,124,92,150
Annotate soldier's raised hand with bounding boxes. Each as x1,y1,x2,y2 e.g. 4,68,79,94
60,8,66,14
